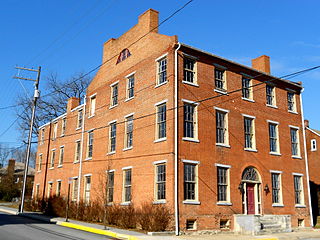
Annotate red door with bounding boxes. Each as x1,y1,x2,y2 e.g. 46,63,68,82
246,183,255,214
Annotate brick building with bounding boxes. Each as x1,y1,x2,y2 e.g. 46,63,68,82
34,9,312,234
305,120,320,226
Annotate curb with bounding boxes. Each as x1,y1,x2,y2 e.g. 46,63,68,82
57,221,141,240
0,208,18,215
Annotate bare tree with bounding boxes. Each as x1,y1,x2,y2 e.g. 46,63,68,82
0,144,11,168
15,72,91,141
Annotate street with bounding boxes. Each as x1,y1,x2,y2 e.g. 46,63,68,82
0,212,115,240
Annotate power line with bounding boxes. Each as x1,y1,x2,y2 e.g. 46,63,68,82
0,117,19,138
39,0,195,100
32,64,320,146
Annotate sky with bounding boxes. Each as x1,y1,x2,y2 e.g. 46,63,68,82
0,0,319,149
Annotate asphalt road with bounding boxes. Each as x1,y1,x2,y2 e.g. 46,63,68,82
0,212,115,240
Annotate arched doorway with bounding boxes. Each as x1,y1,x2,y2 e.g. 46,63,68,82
241,167,261,215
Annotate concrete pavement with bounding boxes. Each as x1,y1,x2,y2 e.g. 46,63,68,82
1,206,320,240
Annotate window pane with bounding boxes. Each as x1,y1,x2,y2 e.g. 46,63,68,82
184,104,195,138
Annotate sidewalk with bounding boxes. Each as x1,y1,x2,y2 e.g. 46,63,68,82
1,206,320,240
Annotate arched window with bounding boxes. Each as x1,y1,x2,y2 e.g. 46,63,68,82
116,49,131,64
242,167,260,182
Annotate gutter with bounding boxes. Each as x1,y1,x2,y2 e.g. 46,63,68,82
77,95,87,203
300,89,314,226
174,42,181,236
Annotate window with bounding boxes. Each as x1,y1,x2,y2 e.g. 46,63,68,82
53,122,58,140
116,48,131,64
216,109,229,145
50,150,55,168
271,173,282,204
58,146,64,166
72,177,78,202
109,122,117,153
290,127,300,157
244,116,255,149
75,140,81,162
311,139,317,151
40,128,45,145
107,171,114,203
111,83,118,107
125,115,133,149
157,57,167,85
183,58,196,84
215,68,226,91
89,95,96,117
287,92,296,112
47,182,53,198
87,131,94,158
126,75,135,100
123,169,132,202
61,118,66,136
266,85,276,106
186,220,196,230
242,76,252,100
84,175,91,204
38,154,42,171
183,103,198,140
56,181,61,197
35,184,40,199
184,163,197,201
217,167,229,202
269,122,279,153
293,175,304,205
77,110,83,129
156,103,166,140
155,164,166,201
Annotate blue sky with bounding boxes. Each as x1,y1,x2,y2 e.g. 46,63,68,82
0,0,319,148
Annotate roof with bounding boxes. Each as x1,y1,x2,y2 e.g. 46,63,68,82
0,162,35,176
307,127,320,137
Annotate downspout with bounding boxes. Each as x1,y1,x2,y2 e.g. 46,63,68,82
77,95,87,203
174,42,181,236
300,88,314,226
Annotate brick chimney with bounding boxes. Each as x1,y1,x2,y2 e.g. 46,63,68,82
305,119,310,128
67,97,80,112
7,159,15,177
138,9,159,33
252,55,270,74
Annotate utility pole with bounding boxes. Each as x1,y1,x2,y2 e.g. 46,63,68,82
14,66,41,213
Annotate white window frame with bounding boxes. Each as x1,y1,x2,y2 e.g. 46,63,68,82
86,130,94,159
214,64,227,92
182,55,198,87
154,162,166,203
215,107,230,148
47,181,53,198
266,85,277,108
71,177,79,202
293,173,305,207
50,149,56,169
242,114,256,151
107,170,115,203
89,94,96,117
84,174,92,204
241,74,254,102
108,120,117,154
122,167,132,204
270,170,283,207
182,99,200,143
58,146,64,167
56,180,62,197
38,154,42,172
155,100,168,142
155,53,168,87
40,128,45,145
124,113,134,150
110,81,119,108
311,139,317,151
125,72,135,101
74,139,81,163
61,117,66,136
215,163,231,205
289,125,301,158
287,91,297,113
182,159,200,205
267,120,280,155
52,122,58,140
77,109,83,129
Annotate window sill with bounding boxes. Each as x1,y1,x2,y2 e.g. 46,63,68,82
214,89,228,95
153,200,167,204
109,104,118,110
242,97,255,103
49,167,54,170
217,202,232,206
107,202,113,206
120,202,131,206
60,134,65,137
216,143,231,148
266,104,278,109
125,96,134,102
244,148,257,152
183,200,200,205
295,204,306,208
182,137,200,143
288,110,298,115
182,81,199,87
76,127,81,131
107,151,116,155
37,170,41,173
292,155,302,159
155,81,167,88
269,152,281,156
154,138,167,143
85,157,92,160
272,203,284,207
57,165,63,168
88,115,95,119
73,161,79,164
123,146,133,151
